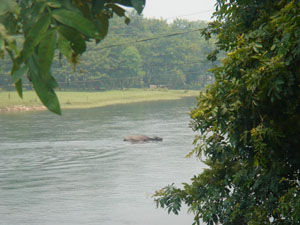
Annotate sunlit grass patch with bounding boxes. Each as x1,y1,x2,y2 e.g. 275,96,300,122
0,89,199,111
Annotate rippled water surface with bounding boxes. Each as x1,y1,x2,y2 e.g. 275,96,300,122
0,98,205,225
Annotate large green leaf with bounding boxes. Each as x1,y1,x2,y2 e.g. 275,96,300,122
27,56,61,115
14,79,22,98
22,14,51,60
28,52,58,89
45,73,59,89
10,56,26,98
38,29,57,76
94,13,109,41
30,2,47,22
57,25,86,54
57,35,72,59
92,0,105,14
11,65,28,83
19,2,47,34
52,9,98,38
130,0,145,14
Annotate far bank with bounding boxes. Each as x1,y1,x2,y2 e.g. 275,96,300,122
0,89,200,113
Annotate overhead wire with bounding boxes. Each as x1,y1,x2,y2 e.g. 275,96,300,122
98,28,203,50
109,9,214,37
0,14,214,85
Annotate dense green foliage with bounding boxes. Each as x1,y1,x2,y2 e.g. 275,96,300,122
0,14,215,91
155,0,300,224
50,13,215,91
0,1,215,114
0,0,146,114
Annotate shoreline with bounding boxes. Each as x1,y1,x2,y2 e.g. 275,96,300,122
0,105,47,113
0,89,199,113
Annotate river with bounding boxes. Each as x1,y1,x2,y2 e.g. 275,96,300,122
0,98,205,225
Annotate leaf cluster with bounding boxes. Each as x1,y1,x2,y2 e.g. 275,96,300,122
0,0,145,114
155,0,300,224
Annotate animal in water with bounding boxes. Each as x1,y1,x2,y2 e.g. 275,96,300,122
123,135,163,143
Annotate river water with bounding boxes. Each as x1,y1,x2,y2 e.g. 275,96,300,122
0,98,205,225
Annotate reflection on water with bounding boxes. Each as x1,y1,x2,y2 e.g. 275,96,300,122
0,98,205,225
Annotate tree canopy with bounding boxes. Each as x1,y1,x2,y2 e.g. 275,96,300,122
1,12,215,93
0,0,145,114
155,0,300,224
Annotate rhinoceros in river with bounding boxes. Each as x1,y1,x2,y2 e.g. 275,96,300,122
123,135,163,143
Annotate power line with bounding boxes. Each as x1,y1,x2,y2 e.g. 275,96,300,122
108,10,213,37
110,59,207,70
107,27,202,37
98,28,203,50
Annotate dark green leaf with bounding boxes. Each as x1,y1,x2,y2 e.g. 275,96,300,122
14,79,22,98
125,17,130,25
52,9,98,37
74,1,92,19
57,35,72,59
38,29,57,76
130,0,145,14
10,56,25,98
11,65,28,83
27,53,58,89
27,56,61,115
57,25,86,55
30,2,47,22
94,13,109,40
46,73,59,89
22,14,51,60
92,0,105,14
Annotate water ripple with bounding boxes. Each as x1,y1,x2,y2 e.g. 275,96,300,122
0,98,205,225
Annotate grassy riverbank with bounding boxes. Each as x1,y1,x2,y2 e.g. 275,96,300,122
0,89,199,112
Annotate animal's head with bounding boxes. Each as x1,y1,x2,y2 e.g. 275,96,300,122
153,136,163,141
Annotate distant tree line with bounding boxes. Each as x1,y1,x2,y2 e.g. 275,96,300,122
0,12,216,91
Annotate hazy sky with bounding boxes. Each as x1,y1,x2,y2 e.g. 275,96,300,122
142,0,216,22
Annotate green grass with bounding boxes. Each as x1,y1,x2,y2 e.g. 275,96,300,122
0,89,199,111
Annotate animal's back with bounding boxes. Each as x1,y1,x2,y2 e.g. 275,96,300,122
123,135,163,142
123,135,150,142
